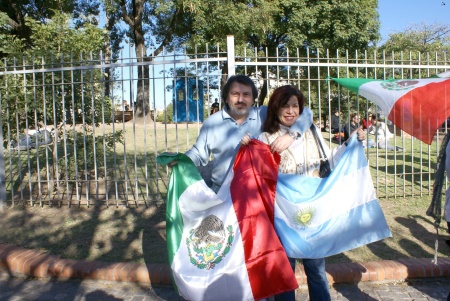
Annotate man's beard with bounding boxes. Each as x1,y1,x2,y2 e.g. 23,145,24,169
228,104,250,117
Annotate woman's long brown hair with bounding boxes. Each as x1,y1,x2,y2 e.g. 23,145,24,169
263,85,305,134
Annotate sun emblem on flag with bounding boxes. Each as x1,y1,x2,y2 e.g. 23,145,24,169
293,207,315,228
185,215,234,270
380,80,419,91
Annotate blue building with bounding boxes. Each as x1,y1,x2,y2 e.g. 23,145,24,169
172,78,204,122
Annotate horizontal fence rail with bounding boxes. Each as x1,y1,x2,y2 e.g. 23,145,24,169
0,37,449,207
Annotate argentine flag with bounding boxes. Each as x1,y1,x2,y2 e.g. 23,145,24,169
275,135,392,259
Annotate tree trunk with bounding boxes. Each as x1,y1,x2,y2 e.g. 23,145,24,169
135,63,150,118
258,70,269,106
132,0,152,121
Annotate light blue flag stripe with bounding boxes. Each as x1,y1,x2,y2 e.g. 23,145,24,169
275,135,392,259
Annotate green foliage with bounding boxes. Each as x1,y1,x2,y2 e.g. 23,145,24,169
173,0,380,108
156,104,173,123
381,22,450,54
179,0,380,53
0,12,24,56
58,128,124,181
0,0,101,53
24,11,107,58
0,9,120,189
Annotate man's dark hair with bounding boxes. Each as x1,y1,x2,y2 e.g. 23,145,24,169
221,75,258,102
373,113,382,121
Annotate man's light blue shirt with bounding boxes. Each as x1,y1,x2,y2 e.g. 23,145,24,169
185,106,313,192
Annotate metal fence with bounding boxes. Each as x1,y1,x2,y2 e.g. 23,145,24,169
1,35,449,207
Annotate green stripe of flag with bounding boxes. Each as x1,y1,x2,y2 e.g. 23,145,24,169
156,153,203,267
332,78,383,93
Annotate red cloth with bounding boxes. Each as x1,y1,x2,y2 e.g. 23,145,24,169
362,118,372,130
231,139,298,300
389,79,450,144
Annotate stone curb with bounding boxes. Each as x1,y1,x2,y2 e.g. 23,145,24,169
1,244,449,286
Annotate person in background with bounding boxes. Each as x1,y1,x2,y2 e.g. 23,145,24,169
330,108,341,134
210,98,220,115
368,114,403,151
445,140,450,247
184,75,313,193
246,85,364,301
362,112,373,130
344,112,361,141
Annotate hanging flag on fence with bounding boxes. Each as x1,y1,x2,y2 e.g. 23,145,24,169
157,141,297,301
275,135,392,259
331,71,450,144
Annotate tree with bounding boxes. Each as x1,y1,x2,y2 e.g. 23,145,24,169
172,0,380,105
0,0,101,53
381,22,450,54
103,0,191,120
379,22,450,79
0,11,119,195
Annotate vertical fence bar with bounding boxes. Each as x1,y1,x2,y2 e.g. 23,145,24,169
227,35,235,77
0,91,5,210
69,53,80,206
60,56,70,206
13,57,25,203
99,51,109,206
22,56,34,206
31,57,42,205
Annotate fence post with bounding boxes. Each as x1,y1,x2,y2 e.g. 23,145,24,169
227,35,235,76
0,109,5,210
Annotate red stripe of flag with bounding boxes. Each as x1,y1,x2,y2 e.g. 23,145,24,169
231,139,298,300
389,79,450,144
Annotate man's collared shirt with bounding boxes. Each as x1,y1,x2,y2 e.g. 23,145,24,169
186,106,312,192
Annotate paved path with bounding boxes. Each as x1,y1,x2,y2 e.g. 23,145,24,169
1,272,449,301
1,243,450,300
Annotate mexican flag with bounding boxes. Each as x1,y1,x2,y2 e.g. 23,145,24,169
332,72,450,144
157,140,298,301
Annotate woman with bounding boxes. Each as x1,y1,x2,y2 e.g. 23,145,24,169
253,85,364,301
344,112,361,142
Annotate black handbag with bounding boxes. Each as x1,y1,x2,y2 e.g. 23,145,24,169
310,124,332,178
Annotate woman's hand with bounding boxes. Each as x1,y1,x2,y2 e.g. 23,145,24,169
240,133,252,145
345,127,365,146
270,133,295,153
356,127,365,141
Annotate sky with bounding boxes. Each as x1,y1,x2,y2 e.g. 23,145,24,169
378,0,449,43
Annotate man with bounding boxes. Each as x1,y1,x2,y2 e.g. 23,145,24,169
330,108,341,134
185,75,312,192
445,140,450,247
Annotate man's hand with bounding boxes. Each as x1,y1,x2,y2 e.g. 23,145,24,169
168,161,177,167
270,133,295,153
164,152,178,167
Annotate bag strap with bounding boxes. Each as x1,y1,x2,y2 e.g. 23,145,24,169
310,124,328,160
